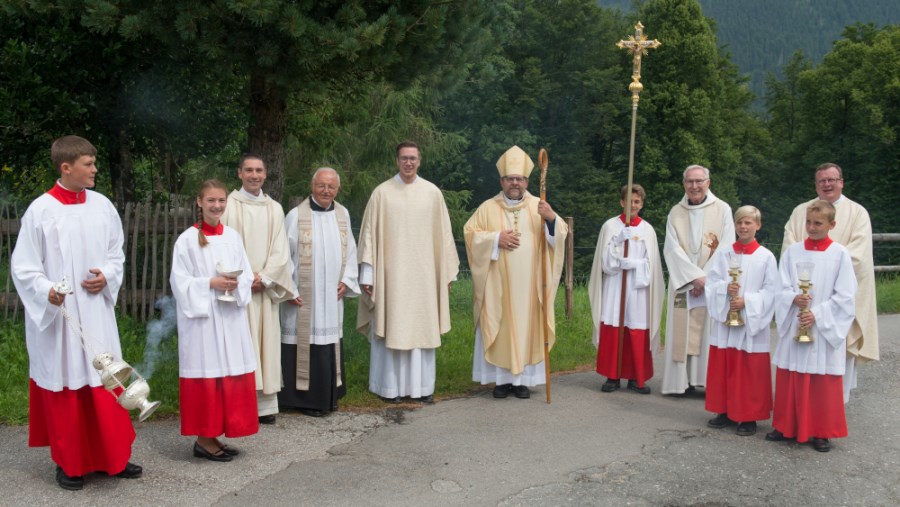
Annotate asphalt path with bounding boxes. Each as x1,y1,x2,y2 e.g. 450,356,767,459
1,315,897,506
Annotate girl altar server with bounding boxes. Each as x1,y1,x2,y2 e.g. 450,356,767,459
171,179,258,461
704,205,780,437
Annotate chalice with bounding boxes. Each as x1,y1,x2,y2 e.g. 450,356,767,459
215,262,242,302
795,261,815,343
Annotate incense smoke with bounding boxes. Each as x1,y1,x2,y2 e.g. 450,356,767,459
138,296,177,379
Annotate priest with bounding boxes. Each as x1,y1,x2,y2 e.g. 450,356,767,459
280,168,360,416
588,184,663,395
221,154,295,424
12,135,142,490
781,162,878,403
661,165,735,396
464,145,568,399
357,141,459,403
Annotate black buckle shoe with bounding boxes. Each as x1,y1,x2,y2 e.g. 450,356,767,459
299,408,325,417
417,394,434,404
56,467,84,491
193,442,233,462
765,429,786,442
512,385,530,399
116,462,143,479
381,396,402,404
600,379,621,392
493,384,512,398
627,380,651,394
258,414,277,425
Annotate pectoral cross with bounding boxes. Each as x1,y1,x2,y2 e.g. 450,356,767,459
616,22,661,107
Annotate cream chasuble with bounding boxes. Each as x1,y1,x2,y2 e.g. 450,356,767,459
356,177,459,350
281,198,359,390
464,192,567,375
661,191,734,395
221,190,295,395
782,196,878,364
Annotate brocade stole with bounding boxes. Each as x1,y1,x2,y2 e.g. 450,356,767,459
668,201,725,362
293,199,349,390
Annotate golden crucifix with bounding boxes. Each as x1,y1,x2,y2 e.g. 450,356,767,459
614,22,660,378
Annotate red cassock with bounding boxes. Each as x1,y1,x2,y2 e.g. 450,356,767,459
773,369,847,442
179,373,259,438
596,325,653,386
705,346,772,421
29,381,135,477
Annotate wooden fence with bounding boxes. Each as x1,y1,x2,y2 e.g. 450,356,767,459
1,199,899,321
1,197,199,322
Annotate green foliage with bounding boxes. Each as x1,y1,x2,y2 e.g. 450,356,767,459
876,273,900,314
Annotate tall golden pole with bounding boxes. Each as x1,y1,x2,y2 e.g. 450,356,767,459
538,148,551,404
614,22,660,378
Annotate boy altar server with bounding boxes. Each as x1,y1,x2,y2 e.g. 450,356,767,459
12,135,142,490
704,206,779,436
588,184,663,394
768,200,856,452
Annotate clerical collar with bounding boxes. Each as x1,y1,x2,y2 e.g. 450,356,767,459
733,239,760,254
687,194,708,206
804,236,833,251
618,213,642,227
394,173,418,184
194,220,224,236
239,187,265,200
47,181,86,205
503,194,525,207
310,197,334,212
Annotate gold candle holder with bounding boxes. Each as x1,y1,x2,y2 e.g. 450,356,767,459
795,262,815,343
725,253,744,327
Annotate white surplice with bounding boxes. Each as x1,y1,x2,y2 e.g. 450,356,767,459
705,246,780,353
773,242,856,376
170,226,257,379
12,191,125,391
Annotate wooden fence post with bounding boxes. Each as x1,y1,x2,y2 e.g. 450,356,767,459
565,216,574,319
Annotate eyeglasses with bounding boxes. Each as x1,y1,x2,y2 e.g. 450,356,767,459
684,179,708,186
502,176,527,183
816,178,842,186
398,156,419,163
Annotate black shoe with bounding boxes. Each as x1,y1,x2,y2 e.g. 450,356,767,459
707,413,736,429
627,380,651,395
736,421,757,436
193,442,233,462
765,429,786,442
417,395,434,404
55,467,84,491
513,385,530,399
115,462,143,479
299,408,325,417
381,396,402,404
600,379,621,393
219,444,240,457
811,437,831,452
493,384,512,398
258,414,276,425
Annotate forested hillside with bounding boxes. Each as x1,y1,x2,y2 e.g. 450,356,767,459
598,0,900,100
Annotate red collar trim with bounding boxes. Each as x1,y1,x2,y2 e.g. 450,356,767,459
195,221,224,236
804,237,833,251
733,240,760,254
47,182,86,205
618,213,642,227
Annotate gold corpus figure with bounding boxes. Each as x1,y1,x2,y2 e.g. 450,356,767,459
616,22,662,108
613,22,660,378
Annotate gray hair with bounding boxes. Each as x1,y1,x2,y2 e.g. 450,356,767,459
311,167,341,187
683,164,710,180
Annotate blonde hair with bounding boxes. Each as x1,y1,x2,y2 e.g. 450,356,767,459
807,199,836,222
196,179,228,248
734,205,761,225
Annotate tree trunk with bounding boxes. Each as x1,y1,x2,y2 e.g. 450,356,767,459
248,73,287,202
109,126,135,208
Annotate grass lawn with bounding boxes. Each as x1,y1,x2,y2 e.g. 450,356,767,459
2,274,898,425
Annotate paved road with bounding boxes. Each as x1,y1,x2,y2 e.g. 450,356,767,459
1,315,898,506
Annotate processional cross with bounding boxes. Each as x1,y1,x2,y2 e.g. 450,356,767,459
614,22,660,378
